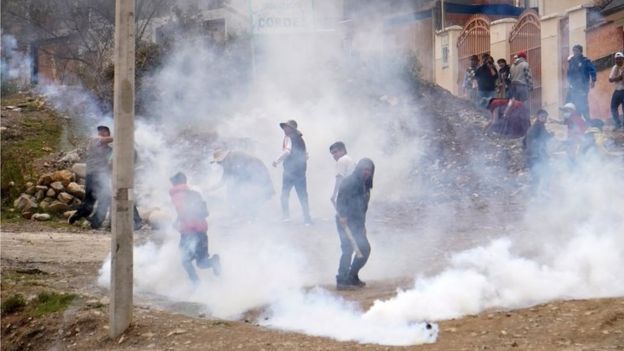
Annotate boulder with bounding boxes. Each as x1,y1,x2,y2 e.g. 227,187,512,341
35,185,48,192
46,189,56,197
37,173,53,186
50,181,64,192
32,213,51,221
66,182,85,199
35,190,45,202
51,170,74,187
48,201,70,213
22,211,34,219
71,163,87,179
39,199,51,211
25,182,34,188
25,186,36,195
64,210,77,219
14,194,37,212
57,192,74,204
71,198,82,207
147,208,172,229
58,149,81,163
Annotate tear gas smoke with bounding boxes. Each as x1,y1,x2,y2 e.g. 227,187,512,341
11,3,619,346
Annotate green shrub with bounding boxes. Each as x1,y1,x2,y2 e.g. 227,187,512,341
1,294,26,315
32,291,76,316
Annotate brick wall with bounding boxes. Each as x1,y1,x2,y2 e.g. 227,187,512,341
587,23,624,121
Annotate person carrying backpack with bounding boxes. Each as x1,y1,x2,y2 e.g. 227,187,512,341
169,171,220,284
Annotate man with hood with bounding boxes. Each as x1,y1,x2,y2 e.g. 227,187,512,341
503,52,533,118
566,44,597,121
272,120,312,225
211,149,274,218
335,158,375,290
169,172,220,284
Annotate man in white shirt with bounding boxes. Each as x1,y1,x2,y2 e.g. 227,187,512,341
609,52,624,130
329,141,355,207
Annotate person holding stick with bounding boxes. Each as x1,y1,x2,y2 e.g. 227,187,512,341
335,158,375,290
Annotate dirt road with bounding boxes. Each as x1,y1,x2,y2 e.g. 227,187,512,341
2,228,623,351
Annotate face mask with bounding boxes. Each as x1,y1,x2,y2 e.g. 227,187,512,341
563,112,572,118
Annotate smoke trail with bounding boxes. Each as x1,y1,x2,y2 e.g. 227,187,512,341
365,155,624,323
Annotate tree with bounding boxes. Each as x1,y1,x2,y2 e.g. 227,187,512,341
1,0,173,109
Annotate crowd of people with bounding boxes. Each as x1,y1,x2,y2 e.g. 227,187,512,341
74,120,375,291
464,46,624,188
68,44,623,291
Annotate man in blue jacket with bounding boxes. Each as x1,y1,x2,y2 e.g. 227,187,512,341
566,44,597,122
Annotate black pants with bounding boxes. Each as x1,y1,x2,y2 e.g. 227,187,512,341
73,172,141,229
611,90,624,128
73,172,111,228
335,216,371,282
281,172,311,221
567,89,591,121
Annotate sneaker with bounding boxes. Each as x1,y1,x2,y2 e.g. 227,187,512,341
210,254,221,276
336,282,358,291
68,213,79,224
350,276,366,288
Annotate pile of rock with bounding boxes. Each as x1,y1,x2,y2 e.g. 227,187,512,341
13,164,87,221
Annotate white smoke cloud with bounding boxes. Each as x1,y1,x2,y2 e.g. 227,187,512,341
1,34,32,84
60,2,622,347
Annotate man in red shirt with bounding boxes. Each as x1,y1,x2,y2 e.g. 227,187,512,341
169,172,220,284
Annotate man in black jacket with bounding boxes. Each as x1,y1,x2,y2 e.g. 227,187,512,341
475,54,499,108
566,44,597,121
273,120,312,225
335,158,375,290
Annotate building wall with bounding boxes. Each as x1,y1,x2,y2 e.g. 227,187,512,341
538,0,589,17
587,22,624,119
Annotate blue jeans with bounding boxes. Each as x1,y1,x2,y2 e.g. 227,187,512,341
335,216,370,283
479,90,496,108
179,232,211,283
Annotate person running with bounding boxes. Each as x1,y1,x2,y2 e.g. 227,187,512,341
169,172,220,284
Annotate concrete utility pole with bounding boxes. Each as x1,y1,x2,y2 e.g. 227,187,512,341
110,0,135,339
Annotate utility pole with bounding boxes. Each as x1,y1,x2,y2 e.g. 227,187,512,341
110,0,135,339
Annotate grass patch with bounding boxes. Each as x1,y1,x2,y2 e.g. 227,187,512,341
31,291,76,317
1,94,65,206
1,294,26,315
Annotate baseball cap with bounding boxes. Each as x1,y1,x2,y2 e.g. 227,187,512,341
559,102,576,111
